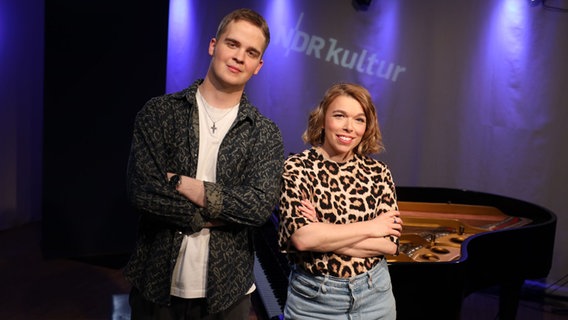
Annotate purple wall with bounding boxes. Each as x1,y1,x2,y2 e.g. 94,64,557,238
1,0,567,292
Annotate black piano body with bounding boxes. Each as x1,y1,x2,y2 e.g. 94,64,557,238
253,187,557,320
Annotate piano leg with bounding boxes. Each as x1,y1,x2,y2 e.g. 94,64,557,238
497,278,523,320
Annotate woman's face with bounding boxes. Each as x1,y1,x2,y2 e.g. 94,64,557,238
320,95,366,162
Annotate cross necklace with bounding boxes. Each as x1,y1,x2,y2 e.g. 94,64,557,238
198,91,234,134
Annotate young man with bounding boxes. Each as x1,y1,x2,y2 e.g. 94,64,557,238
124,8,284,319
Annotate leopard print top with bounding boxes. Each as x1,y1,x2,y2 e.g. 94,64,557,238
278,147,398,278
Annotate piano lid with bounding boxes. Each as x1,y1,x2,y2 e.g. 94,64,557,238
388,187,556,320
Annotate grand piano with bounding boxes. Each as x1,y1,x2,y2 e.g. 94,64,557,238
253,186,557,320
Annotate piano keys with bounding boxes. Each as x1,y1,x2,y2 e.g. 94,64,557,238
253,213,289,319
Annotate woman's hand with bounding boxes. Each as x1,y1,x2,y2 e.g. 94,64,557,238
371,210,403,238
298,199,318,222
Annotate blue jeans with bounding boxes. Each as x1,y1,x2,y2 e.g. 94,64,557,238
284,259,396,320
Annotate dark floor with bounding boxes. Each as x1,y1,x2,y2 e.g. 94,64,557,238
1,222,566,320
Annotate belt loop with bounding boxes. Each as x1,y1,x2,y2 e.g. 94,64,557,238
322,275,329,293
367,269,373,288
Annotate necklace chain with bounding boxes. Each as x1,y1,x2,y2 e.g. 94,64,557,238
198,92,234,134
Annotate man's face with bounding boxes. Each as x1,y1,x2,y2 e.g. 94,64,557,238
208,19,265,90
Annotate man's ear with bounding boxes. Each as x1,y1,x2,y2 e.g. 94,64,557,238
253,59,264,75
208,38,217,56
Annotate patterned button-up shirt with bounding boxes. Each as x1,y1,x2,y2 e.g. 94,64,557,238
124,80,284,312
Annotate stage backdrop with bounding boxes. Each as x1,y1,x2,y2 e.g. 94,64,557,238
29,0,567,296
165,0,568,291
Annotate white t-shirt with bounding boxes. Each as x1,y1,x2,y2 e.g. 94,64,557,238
170,89,239,298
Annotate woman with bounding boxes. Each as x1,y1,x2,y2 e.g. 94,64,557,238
278,83,402,320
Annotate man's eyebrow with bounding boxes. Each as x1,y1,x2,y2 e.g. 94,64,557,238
224,37,262,55
224,37,239,44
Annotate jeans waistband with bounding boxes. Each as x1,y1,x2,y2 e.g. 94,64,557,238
293,258,386,289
